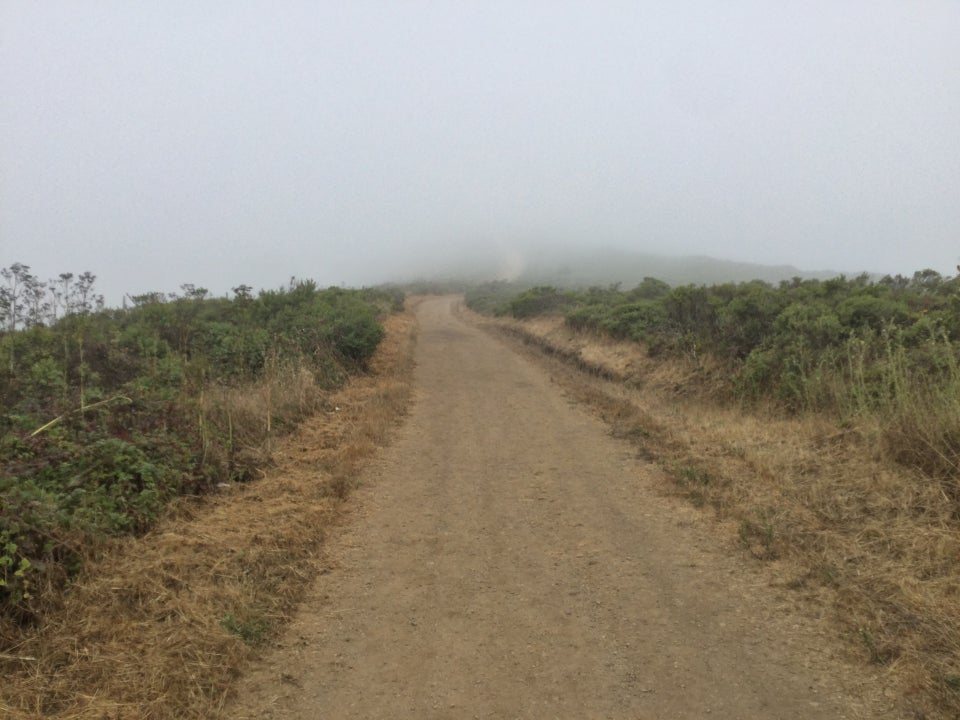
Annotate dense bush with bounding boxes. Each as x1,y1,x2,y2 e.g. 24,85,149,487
506,286,577,318
0,267,396,619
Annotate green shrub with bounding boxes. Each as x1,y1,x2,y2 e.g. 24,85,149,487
627,277,671,301
318,291,385,366
507,286,576,318
0,264,397,621
837,294,909,331
69,438,173,534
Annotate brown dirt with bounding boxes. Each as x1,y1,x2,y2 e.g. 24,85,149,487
228,296,896,719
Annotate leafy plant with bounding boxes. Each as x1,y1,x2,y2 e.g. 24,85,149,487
0,262,396,621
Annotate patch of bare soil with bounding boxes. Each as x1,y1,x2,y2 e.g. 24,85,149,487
0,307,417,719
228,297,895,719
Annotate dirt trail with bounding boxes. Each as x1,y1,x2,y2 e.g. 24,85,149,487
228,296,884,719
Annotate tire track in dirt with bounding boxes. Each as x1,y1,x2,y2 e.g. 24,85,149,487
228,296,886,719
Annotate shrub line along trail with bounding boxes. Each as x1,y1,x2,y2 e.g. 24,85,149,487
230,296,884,719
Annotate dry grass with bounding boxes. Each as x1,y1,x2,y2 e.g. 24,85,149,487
197,362,329,483
0,304,418,719
466,304,960,719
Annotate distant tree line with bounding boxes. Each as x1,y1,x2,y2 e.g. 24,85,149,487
0,263,103,332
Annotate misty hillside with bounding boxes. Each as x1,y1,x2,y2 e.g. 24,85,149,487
406,247,850,292
508,248,844,289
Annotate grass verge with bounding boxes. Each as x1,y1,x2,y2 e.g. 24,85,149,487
0,303,418,719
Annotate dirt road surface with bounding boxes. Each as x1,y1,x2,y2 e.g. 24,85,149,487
229,297,885,719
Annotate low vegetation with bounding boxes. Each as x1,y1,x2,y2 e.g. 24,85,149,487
467,270,960,717
1,300,417,719
0,261,402,624
468,271,960,481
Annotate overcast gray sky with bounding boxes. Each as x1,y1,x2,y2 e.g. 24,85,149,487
2,1,959,301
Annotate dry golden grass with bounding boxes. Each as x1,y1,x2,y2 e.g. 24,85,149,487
469,305,960,719
0,304,418,719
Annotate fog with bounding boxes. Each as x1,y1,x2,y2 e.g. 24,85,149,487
2,2,959,302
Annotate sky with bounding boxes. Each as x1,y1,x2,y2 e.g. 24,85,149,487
2,1,959,302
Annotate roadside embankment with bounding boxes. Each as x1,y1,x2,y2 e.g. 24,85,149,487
0,302,418,720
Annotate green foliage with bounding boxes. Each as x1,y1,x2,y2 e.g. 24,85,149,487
468,270,960,491
362,284,406,314
0,471,64,614
70,438,173,533
567,300,666,342
0,263,397,621
316,288,385,366
194,321,268,378
836,294,909,331
627,276,671,301
737,302,845,410
507,286,577,318
25,357,67,405
714,281,787,360
250,282,385,369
